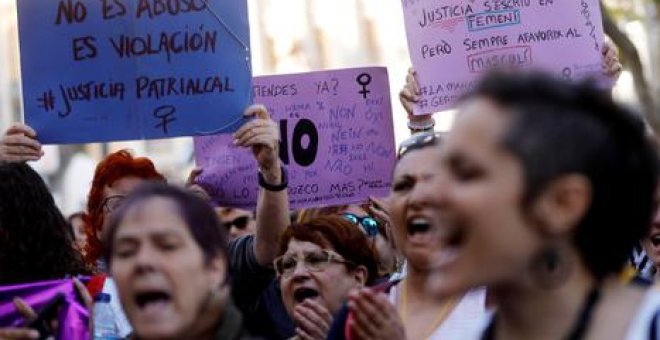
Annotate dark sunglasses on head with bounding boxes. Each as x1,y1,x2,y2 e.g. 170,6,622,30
343,213,380,237
223,216,251,231
397,131,443,160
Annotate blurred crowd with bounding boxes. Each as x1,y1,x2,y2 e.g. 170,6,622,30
1,35,659,340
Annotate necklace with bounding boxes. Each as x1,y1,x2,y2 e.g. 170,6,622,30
481,285,602,340
398,279,461,340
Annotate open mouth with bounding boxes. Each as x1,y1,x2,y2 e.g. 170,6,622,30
293,287,320,304
135,291,171,310
407,217,432,236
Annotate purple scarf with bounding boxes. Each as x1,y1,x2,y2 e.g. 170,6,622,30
0,278,90,339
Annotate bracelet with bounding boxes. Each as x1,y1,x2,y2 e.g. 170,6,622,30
258,166,288,192
407,118,435,132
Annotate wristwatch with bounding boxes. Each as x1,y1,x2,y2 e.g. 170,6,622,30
258,166,288,191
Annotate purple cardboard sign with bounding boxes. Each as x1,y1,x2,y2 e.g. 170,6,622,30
401,0,608,114
194,67,396,210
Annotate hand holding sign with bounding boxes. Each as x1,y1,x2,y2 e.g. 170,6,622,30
233,105,281,182
0,123,44,164
399,68,420,116
0,297,39,339
602,40,622,80
185,168,213,202
398,68,435,132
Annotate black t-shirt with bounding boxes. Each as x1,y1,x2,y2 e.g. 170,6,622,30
253,279,296,339
228,235,275,314
228,235,293,338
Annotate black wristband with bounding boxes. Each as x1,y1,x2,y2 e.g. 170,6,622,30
258,166,288,191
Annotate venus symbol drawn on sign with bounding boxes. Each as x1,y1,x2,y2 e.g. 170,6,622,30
356,73,372,99
153,105,177,134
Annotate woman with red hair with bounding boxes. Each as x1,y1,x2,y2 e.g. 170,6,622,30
82,149,166,269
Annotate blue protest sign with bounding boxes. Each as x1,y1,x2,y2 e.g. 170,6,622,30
17,0,251,144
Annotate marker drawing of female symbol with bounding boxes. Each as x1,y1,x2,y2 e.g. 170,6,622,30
356,73,372,99
153,105,177,134
562,67,572,80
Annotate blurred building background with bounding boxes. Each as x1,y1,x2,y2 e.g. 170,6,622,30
0,0,658,215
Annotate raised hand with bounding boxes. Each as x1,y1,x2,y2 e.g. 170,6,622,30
602,39,622,81
233,105,281,182
399,68,434,133
292,299,333,340
347,288,405,340
0,123,44,164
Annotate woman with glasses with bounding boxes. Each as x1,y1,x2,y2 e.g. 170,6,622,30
272,215,378,340
298,204,399,279
83,149,167,269
243,209,387,340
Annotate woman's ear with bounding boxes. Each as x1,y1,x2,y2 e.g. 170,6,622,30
352,265,369,287
532,174,592,236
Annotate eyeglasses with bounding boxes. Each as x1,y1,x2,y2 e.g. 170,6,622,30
397,131,443,160
343,213,380,237
100,195,126,214
273,249,353,277
223,216,251,231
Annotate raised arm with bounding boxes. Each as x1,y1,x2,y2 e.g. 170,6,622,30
399,68,435,135
233,104,290,267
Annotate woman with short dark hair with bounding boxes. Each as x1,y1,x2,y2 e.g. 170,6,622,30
428,72,660,339
103,183,254,339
